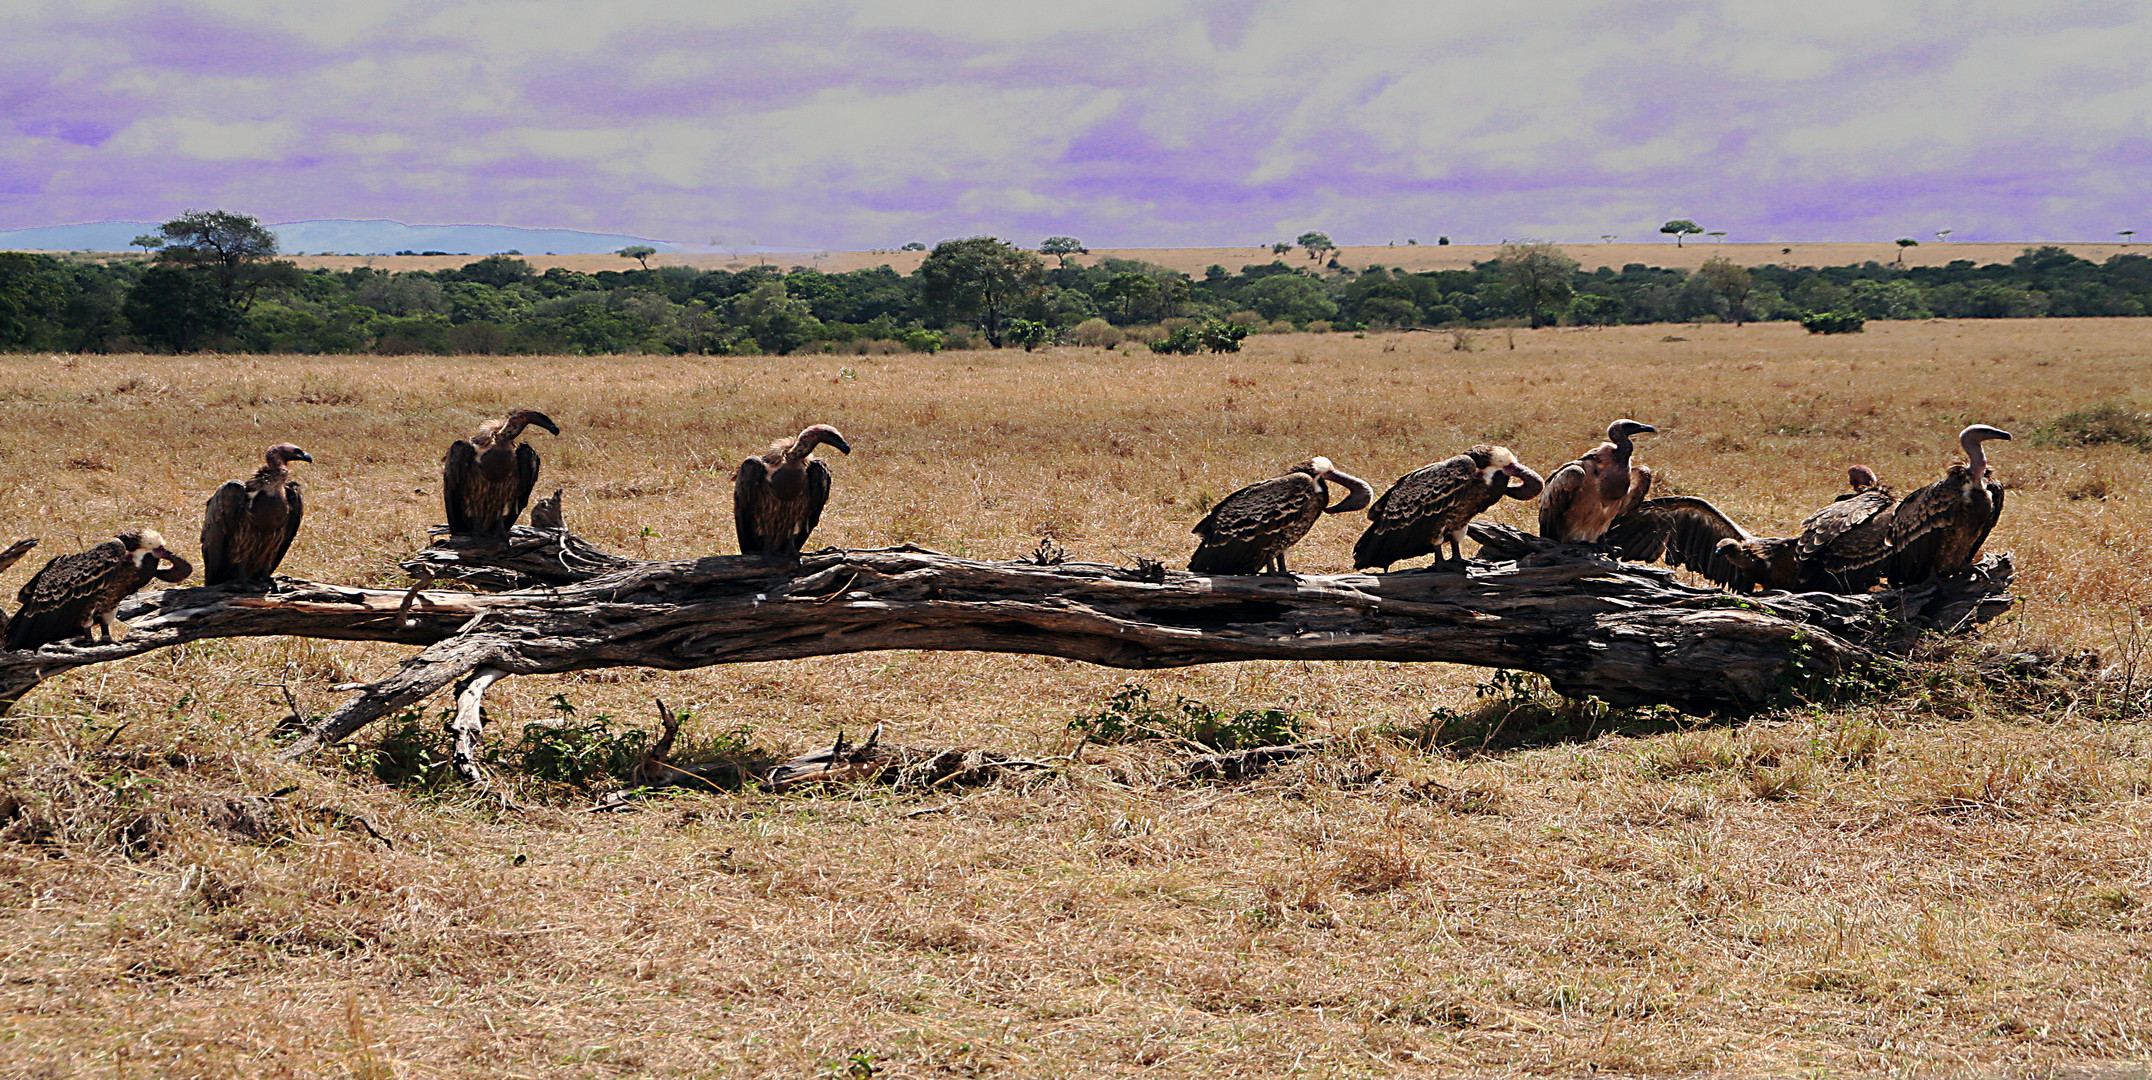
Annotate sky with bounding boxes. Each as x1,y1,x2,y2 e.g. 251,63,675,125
5,0,2149,250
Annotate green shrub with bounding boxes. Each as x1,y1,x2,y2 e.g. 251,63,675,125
510,696,648,789
1069,683,1305,750
1149,317,1253,355
1800,310,1866,334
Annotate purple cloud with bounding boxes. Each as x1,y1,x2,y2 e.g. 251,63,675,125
3,1,2149,248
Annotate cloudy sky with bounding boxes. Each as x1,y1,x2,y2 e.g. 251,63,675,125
6,0,2148,249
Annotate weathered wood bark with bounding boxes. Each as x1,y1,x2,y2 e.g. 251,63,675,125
0,523,2013,755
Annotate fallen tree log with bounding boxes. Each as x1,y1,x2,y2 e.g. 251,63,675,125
0,523,2013,759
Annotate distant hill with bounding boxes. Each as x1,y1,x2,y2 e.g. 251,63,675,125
0,219,681,255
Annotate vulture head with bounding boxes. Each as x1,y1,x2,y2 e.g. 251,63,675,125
1298,457,1375,514
1958,424,2011,479
1469,445,1546,500
266,443,313,466
1714,535,1802,592
798,424,853,455
1847,464,1879,491
1606,419,1656,445
507,409,562,438
116,528,178,569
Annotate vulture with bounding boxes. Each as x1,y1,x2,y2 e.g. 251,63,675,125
1538,419,1657,542
6,529,192,651
1884,425,2010,586
201,443,311,587
1604,496,1782,591
1189,457,1374,575
1790,465,1897,592
1353,445,1545,569
734,424,852,557
443,409,560,538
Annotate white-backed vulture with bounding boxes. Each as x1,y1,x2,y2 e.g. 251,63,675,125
1793,465,1896,592
735,424,852,558
444,409,559,538
1538,419,1656,542
1353,445,1545,569
7,529,192,651
1885,425,2010,586
202,443,311,587
1190,457,1374,575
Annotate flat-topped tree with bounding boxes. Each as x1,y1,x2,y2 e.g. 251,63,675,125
1660,220,1704,247
617,245,656,270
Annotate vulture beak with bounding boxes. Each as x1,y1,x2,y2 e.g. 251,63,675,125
1501,461,1546,500
531,413,562,437
826,434,853,455
291,449,314,463
1321,466,1375,514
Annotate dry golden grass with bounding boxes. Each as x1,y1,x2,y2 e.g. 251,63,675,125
2,319,2151,1078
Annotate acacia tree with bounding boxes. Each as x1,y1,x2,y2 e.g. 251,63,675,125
1695,256,1755,325
1660,220,1703,247
1296,231,1335,261
618,245,656,270
1894,237,1919,266
150,209,293,311
918,237,1046,348
1498,243,1578,328
1038,237,1087,268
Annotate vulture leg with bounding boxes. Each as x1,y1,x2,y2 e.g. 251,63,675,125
98,610,126,643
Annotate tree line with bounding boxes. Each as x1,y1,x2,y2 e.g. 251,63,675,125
2,211,2149,356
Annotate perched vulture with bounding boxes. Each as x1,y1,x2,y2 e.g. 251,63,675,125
201,443,311,587
443,409,559,538
1538,419,1657,542
1603,496,1782,590
0,538,41,642
1189,457,1374,575
734,424,852,558
6,529,192,651
1353,445,1545,569
1792,465,1897,592
1885,425,2010,586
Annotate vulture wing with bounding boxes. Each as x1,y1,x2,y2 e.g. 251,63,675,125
442,440,479,534
1190,474,1319,573
1605,496,1752,588
733,457,771,554
201,480,248,586
1615,464,1655,520
507,442,542,531
269,478,304,579
800,458,833,551
7,543,124,650
1354,455,1480,569
1535,461,1587,539
1798,489,1893,561
1883,472,1979,585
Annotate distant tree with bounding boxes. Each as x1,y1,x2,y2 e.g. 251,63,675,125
1498,243,1578,327
149,209,294,311
125,265,241,352
728,281,819,354
0,253,66,348
1601,234,1618,243
2120,230,2137,246
1894,237,1919,266
1707,231,1727,243
129,234,164,254
1003,318,1051,351
1437,236,1449,245
1271,241,1292,256
917,237,1047,348
449,255,535,288
1934,230,1952,243
1096,271,1160,323
618,245,656,270
1660,220,1703,247
1039,237,1087,268
1296,232,1335,261
900,242,927,252
1694,256,1755,325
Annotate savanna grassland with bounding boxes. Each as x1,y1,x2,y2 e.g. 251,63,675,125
2,319,2151,1079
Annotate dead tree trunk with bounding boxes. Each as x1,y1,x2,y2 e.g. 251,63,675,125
0,523,2013,756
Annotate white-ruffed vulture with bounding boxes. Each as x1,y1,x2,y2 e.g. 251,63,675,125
1189,457,1374,575
1353,445,1545,569
1792,465,1897,592
443,409,559,538
202,443,311,587
1885,425,2010,586
1538,419,1656,542
6,529,191,651
735,424,851,558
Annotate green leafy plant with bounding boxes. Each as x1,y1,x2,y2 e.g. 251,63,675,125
2037,400,2152,450
1800,309,1866,335
1069,683,1305,750
1149,317,1253,355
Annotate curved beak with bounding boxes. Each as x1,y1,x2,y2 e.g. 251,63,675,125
531,413,561,437
1501,461,1545,501
826,434,853,455
291,449,314,463
1321,468,1374,514
1633,423,1658,435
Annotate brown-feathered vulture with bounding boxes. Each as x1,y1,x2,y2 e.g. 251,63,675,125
201,443,311,587
1538,419,1656,542
0,538,42,644
443,409,559,538
734,424,851,558
1791,465,1897,592
1353,445,1545,569
6,529,192,650
1885,425,2010,586
1189,457,1374,575
1603,495,1783,590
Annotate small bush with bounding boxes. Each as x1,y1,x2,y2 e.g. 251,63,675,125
511,697,648,789
2038,400,2152,451
1068,317,1122,348
1069,684,1306,750
1801,310,1866,334
896,327,943,353
1149,318,1254,355
1003,318,1051,351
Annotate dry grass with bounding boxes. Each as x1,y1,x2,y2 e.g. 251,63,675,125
2,319,2151,1078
